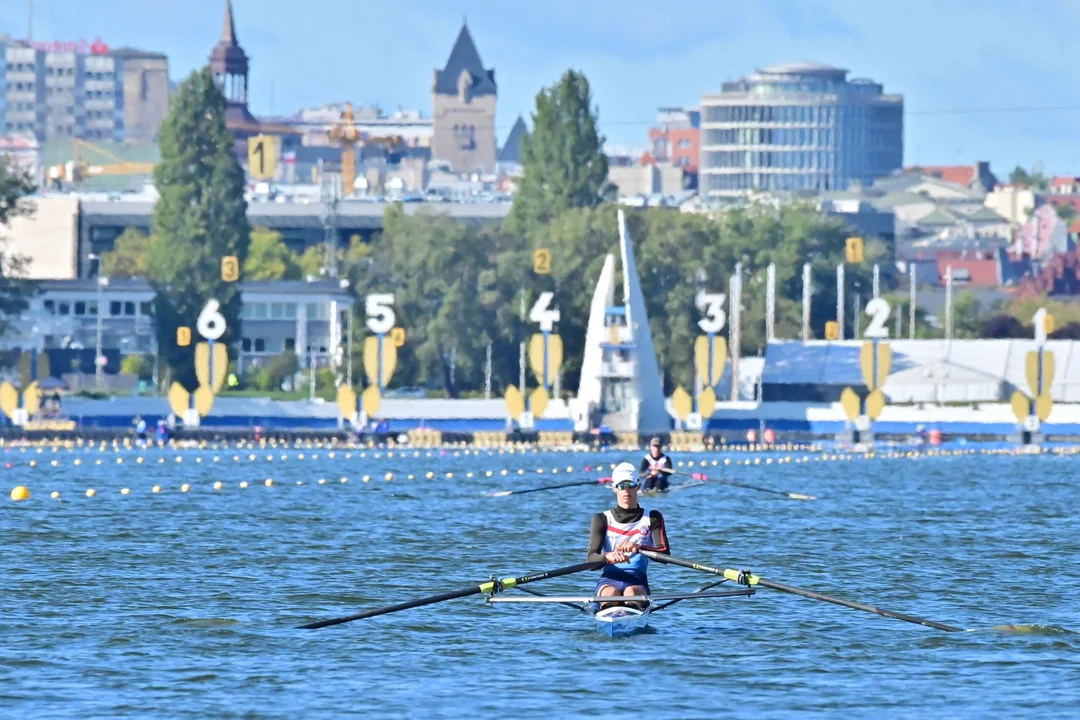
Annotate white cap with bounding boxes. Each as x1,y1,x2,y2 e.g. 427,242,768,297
611,462,638,487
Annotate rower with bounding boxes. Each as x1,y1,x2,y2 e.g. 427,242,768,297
587,462,670,609
639,437,673,492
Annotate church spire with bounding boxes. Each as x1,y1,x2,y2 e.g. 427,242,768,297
221,0,239,46
210,0,249,106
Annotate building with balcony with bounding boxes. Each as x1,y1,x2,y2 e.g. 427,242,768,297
699,62,903,198
1,279,353,376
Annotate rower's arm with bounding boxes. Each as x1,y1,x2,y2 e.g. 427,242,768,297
641,510,670,555
639,458,651,475
587,513,608,564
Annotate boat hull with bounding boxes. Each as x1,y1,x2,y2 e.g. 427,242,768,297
593,605,650,637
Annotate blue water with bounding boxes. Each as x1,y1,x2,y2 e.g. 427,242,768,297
2,445,1078,719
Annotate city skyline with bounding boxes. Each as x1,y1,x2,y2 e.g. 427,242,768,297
8,0,1080,174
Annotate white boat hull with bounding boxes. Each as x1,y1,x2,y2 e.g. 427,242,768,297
592,605,650,637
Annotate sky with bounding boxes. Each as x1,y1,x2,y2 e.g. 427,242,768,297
7,0,1080,175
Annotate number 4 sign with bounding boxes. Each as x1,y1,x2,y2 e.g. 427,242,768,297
529,291,560,332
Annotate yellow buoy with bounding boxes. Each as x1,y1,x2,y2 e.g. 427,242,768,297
213,481,223,490
265,479,274,487
86,488,96,497
10,486,30,501
385,472,394,481
121,488,131,495
318,478,327,485
426,472,434,479
181,484,191,493
51,491,60,499
152,485,162,493
239,481,249,489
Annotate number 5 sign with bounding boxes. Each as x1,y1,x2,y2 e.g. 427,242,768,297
366,294,396,335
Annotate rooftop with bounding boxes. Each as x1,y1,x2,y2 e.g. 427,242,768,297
756,61,848,77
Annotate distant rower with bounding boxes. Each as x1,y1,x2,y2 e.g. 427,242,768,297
640,437,673,492
587,462,670,608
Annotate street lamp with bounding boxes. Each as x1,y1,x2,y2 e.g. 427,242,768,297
340,278,353,387
88,254,108,390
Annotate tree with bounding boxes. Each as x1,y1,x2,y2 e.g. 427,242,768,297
244,227,301,281
0,155,35,332
149,66,250,389
101,228,154,278
350,205,516,397
510,70,609,230
298,245,327,278
951,291,984,339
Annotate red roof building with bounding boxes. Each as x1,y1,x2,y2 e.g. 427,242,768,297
937,249,1001,287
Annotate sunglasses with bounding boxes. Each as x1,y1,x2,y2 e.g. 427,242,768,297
614,481,639,490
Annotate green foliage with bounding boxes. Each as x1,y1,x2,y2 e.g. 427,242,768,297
510,70,609,231
951,291,984,339
1008,165,1048,191
245,227,302,281
298,245,327,278
150,66,250,390
0,155,37,330
249,351,299,391
340,197,888,397
346,204,519,397
101,228,154,278
120,354,153,380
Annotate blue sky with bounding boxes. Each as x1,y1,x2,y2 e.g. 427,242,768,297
8,0,1080,175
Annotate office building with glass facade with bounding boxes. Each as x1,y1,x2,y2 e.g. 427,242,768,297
699,62,903,198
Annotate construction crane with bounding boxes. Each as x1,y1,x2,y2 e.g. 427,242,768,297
47,138,156,189
327,103,404,197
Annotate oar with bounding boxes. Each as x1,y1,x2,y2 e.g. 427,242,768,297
639,550,964,632
298,560,605,629
658,467,815,501
650,578,729,612
513,586,589,613
484,477,610,497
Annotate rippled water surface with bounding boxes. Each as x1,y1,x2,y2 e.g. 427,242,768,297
2,445,1078,719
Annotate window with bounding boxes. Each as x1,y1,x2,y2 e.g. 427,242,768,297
254,338,266,352
252,303,268,320
44,300,56,314
284,303,297,320
139,302,152,316
124,301,135,316
74,301,86,316
87,301,98,316
58,302,71,315
241,337,252,352
285,337,296,351
270,302,284,319
677,138,691,149
110,300,121,316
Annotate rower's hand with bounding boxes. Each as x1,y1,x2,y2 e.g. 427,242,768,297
614,540,640,554
604,551,629,564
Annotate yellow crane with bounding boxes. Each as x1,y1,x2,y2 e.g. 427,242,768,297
327,103,404,196
48,138,156,187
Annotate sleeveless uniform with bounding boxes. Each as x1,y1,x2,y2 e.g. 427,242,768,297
595,507,657,593
641,453,671,492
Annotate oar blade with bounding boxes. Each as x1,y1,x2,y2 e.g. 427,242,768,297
484,490,514,497
787,493,817,501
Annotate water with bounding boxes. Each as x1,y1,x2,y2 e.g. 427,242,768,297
2,445,1078,719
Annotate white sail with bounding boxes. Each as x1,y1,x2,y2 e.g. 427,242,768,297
618,210,668,432
577,254,616,408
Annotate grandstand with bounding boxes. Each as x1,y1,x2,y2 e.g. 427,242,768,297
761,339,1080,404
